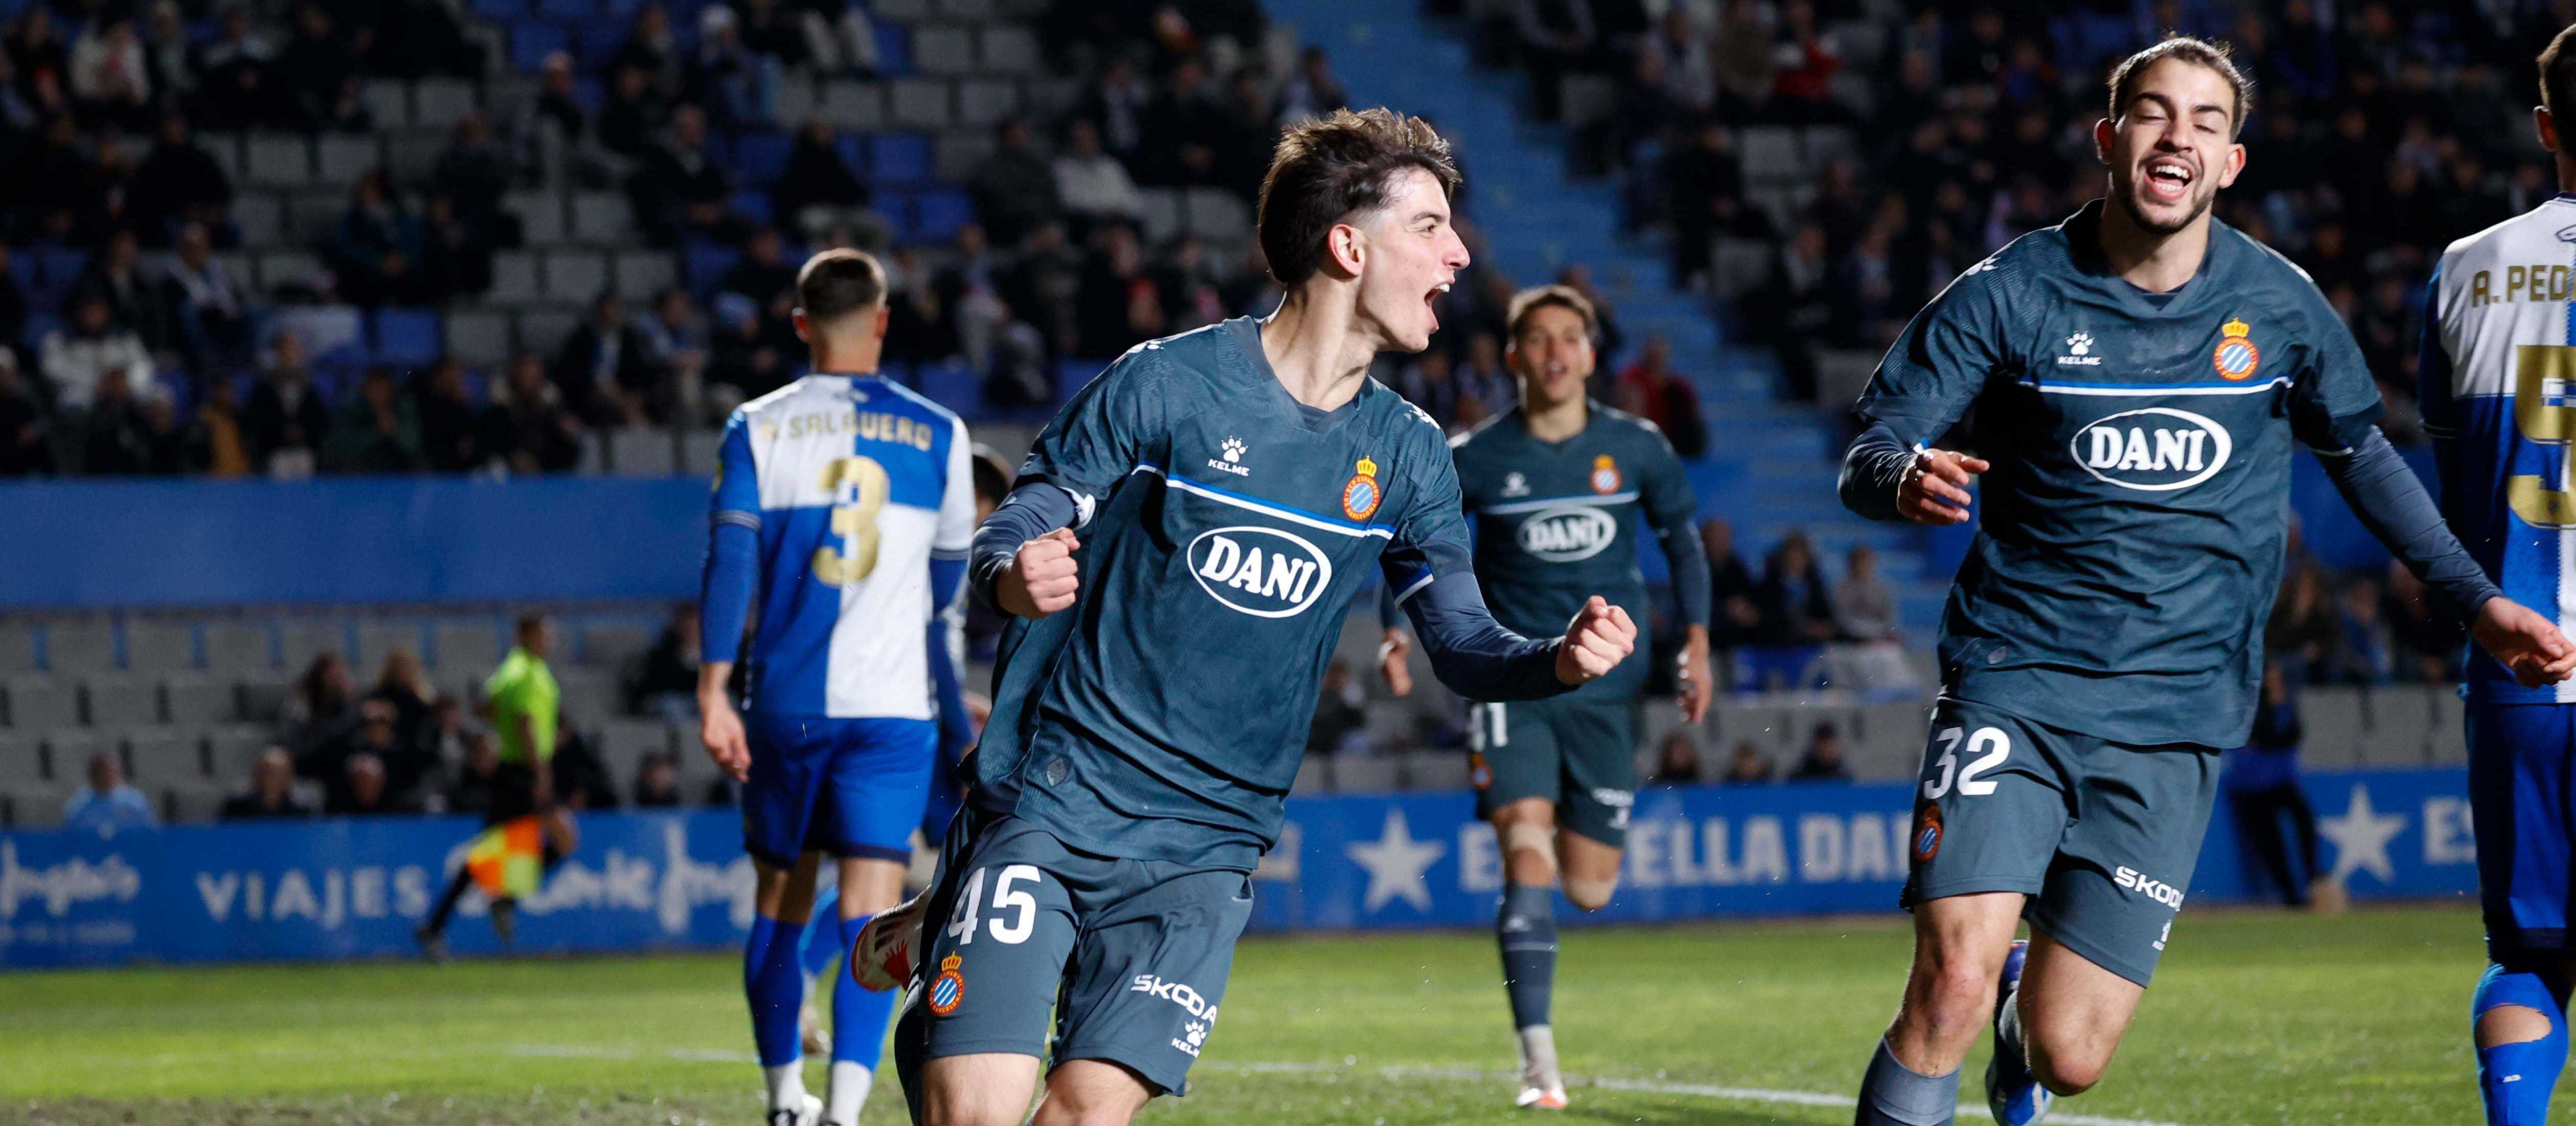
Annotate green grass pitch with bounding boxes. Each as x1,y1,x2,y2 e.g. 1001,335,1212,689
4,904,2493,1125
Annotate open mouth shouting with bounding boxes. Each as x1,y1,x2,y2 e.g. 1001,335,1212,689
2139,155,2196,206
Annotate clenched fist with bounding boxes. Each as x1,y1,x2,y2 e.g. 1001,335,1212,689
1899,448,1989,525
1555,596,1636,685
997,527,1081,618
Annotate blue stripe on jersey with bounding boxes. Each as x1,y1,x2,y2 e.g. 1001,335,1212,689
2027,376,2291,396
1133,462,1398,539
1480,491,1642,514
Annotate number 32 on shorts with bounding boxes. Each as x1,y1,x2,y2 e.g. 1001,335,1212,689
946,864,1042,945
1922,726,2011,800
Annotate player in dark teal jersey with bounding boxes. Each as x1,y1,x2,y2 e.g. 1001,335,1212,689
848,109,1639,1126
1835,40,2576,1126
1376,284,1712,1110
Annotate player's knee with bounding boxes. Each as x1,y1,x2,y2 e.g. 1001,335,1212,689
1903,956,1998,1039
1030,1099,1141,1126
921,1083,1029,1126
2478,1004,2558,1049
2025,1040,2110,1096
1562,877,1615,912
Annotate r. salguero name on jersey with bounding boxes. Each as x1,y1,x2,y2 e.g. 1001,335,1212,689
2424,193,2576,703
711,374,976,719
974,319,1479,869
1451,403,1698,699
1852,200,2385,749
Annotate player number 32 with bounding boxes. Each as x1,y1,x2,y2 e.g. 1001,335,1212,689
1922,726,2011,800
945,864,1042,946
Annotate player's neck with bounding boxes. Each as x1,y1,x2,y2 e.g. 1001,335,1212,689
2096,197,2209,294
1261,289,1378,412
807,343,882,376
2556,151,2576,195
1521,393,1587,442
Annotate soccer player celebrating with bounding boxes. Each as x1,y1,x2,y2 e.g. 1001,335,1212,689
1377,283,1711,1110
699,249,979,1126
854,107,1636,1126
1838,38,2576,1126
2423,26,2576,1126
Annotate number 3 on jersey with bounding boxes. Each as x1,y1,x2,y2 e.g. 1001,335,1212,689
1922,726,2011,800
812,456,890,584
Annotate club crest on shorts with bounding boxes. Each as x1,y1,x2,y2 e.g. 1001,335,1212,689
1469,750,1491,790
1341,457,1382,521
1589,454,1621,494
2212,317,2260,380
1911,804,1943,864
928,953,965,1016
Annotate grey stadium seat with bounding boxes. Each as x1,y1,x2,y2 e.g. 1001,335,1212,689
488,251,542,303
45,729,115,775
314,134,379,188
362,79,408,127
231,195,285,247
1397,751,1469,790
256,251,328,292
284,191,344,240
124,620,197,673
356,620,426,670
818,81,883,130
933,0,995,18
678,430,722,475
244,133,312,188
236,674,291,724
978,26,1040,74
1330,754,1398,794
914,26,975,74
202,621,275,673
1182,188,1250,241
955,79,1021,128
581,623,654,669
510,191,567,245
163,675,236,726
544,249,609,302
0,622,35,675
933,131,993,183
610,429,677,476
43,619,117,675
445,308,512,367
84,677,161,727
872,0,928,17
773,77,818,125
1137,189,1182,244
413,79,478,129
125,730,202,784
276,619,349,674
386,131,448,187
568,193,635,242
0,733,47,788
430,620,501,671
515,308,580,356
555,669,617,725
165,785,226,824
206,726,273,784
890,79,952,130
612,251,676,300
1291,757,1331,795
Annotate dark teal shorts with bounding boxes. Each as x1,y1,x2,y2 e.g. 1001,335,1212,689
1467,695,1638,848
1902,696,2219,987
893,807,1253,1104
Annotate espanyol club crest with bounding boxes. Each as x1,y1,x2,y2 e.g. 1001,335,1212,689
1911,804,1943,864
928,953,966,1016
1341,457,1383,521
1469,750,1492,790
1589,454,1621,494
2212,317,2260,380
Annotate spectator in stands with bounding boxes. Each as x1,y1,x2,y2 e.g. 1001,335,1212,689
328,752,419,816
628,103,734,245
72,230,172,352
244,331,327,479
640,287,710,403
1697,519,1760,651
1215,67,1278,201
444,731,503,818
1307,659,1367,757
1052,117,1143,235
1075,55,1147,163
552,293,662,427
431,113,513,231
1610,334,1705,457
130,115,233,247
139,1,191,103
1136,55,1225,187
688,5,775,128
1275,45,1347,126
632,602,701,726
632,752,685,808
1648,732,1703,785
17,115,94,244
1756,530,1834,647
180,373,250,477
1511,0,1604,121
1452,331,1514,431
1723,741,1774,785
1658,118,1757,291
323,366,422,472
275,3,353,128
288,651,357,742
487,352,584,474
736,0,814,70
2268,565,2338,683
2327,576,2396,687
192,7,280,130
2382,560,2461,684
1073,221,1161,358
968,117,1063,247
163,222,249,374
705,293,788,410
63,749,156,836
598,64,667,160
1787,723,1852,783
78,367,169,475
1831,546,1897,643
40,295,155,411
0,244,25,356
67,15,149,129
1393,347,1463,432
417,193,496,303
773,121,875,243
2225,662,2340,911
550,720,618,810
368,646,438,753
6,9,67,104
330,171,426,307
221,747,314,821
610,3,685,101
414,358,483,472
308,696,431,809
426,694,476,772
719,226,800,339
0,354,51,476
531,51,586,145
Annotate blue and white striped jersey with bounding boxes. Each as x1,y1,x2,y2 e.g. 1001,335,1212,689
710,373,975,718
2424,195,2576,703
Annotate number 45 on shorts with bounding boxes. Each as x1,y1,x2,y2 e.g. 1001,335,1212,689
947,864,1042,945
1923,726,2013,800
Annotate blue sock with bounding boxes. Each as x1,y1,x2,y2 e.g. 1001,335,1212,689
745,913,806,1068
1856,1038,1958,1126
832,913,895,1069
2475,963,2568,1126
1497,883,1557,1030
800,909,844,982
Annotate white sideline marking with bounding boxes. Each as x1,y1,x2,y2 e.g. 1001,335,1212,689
511,1045,2202,1126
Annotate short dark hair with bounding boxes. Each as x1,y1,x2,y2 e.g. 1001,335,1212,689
514,612,547,639
2107,36,2252,139
1256,107,1461,287
1504,285,1597,343
2541,25,2576,122
794,249,886,326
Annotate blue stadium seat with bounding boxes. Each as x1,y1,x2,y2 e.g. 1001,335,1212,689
571,24,624,71
867,133,930,186
471,0,526,18
832,133,867,176
511,21,571,72
730,130,793,187
534,0,594,18
19,313,58,351
4,249,31,292
33,245,88,299
874,22,910,76
910,188,973,243
919,359,979,414
681,238,741,297
729,190,775,228
371,308,443,368
599,0,643,14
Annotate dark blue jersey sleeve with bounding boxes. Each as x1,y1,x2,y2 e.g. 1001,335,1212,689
2316,425,2500,619
1840,259,2017,520
968,483,1079,612
1381,416,1567,699
1637,427,1711,629
2286,278,2387,454
1014,346,1171,528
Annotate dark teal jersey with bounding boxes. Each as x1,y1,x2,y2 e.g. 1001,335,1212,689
1844,201,2383,749
1450,403,1703,699
973,319,1485,868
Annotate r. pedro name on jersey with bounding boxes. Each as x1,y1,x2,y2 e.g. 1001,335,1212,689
757,408,941,450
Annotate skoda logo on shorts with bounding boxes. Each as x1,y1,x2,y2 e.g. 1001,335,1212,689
2070,406,2233,492
1516,505,1618,562
1188,526,1335,618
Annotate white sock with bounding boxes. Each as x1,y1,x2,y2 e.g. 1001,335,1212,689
764,1062,808,1111
826,1061,872,1124
1518,1024,1562,1089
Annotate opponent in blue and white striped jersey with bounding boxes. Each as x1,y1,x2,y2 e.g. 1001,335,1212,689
2423,195,2576,704
706,373,976,716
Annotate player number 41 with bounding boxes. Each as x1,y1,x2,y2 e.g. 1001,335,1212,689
945,864,1041,946
1922,726,2011,800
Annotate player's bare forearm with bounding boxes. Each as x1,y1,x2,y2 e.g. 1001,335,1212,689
697,661,750,782
2471,598,2576,688
1677,624,1712,724
1377,627,1415,697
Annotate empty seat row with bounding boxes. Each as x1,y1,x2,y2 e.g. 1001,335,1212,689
773,75,1028,132
0,618,665,676
484,245,679,305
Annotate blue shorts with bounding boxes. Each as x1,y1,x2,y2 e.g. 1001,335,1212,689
741,712,938,868
2471,701,2576,961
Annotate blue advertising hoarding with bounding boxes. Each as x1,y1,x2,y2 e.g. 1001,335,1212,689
0,767,2482,969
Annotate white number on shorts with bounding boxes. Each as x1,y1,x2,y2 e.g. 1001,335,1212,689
989,864,1040,945
1957,728,2012,796
1922,727,1963,799
946,867,987,945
